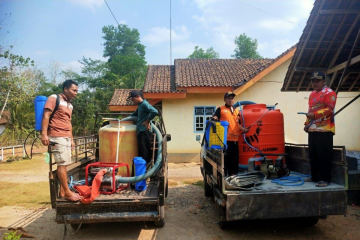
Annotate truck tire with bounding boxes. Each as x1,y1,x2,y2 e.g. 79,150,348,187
154,206,165,227
204,174,212,197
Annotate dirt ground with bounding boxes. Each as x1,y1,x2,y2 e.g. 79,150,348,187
0,161,360,240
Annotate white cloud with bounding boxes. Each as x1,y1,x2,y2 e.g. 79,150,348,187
143,26,190,46
63,60,82,73
68,0,103,11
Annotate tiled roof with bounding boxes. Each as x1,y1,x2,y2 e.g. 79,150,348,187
174,58,274,87
0,111,9,124
109,89,142,106
144,65,185,93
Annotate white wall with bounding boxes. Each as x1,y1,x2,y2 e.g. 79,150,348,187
162,58,360,153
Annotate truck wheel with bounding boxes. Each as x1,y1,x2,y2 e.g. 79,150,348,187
204,174,212,197
154,206,165,227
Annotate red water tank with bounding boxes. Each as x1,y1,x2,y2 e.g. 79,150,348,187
238,104,285,169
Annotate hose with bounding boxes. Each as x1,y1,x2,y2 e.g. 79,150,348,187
271,172,311,186
234,101,262,155
114,116,163,183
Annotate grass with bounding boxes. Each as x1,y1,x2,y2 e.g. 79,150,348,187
0,154,48,174
0,181,50,208
182,179,204,187
0,153,50,208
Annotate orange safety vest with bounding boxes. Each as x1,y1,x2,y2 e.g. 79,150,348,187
219,105,241,141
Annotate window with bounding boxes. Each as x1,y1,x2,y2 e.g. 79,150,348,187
194,106,216,132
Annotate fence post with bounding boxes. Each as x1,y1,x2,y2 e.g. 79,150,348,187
75,139,78,163
23,145,25,158
85,137,88,159
12,146,15,157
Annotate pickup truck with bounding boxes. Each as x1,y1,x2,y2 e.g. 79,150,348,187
48,113,169,231
200,143,347,228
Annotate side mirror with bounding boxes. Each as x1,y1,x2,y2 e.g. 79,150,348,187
166,134,171,142
196,135,201,141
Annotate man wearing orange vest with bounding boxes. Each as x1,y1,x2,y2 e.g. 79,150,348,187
213,91,249,176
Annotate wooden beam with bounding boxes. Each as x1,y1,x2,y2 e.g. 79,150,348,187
318,13,348,67
349,74,360,91
329,14,360,68
284,0,326,91
320,9,360,15
329,71,338,88
109,99,162,112
327,55,360,74
177,86,232,93
296,71,308,92
109,106,138,112
234,47,296,95
143,92,186,99
295,67,328,72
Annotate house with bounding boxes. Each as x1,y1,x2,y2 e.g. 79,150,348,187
109,0,360,162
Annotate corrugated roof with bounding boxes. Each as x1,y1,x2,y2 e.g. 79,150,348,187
282,0,360,92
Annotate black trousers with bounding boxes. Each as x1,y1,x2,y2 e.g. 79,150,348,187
308,132,333,183
224,141,239,176
137,130,152,163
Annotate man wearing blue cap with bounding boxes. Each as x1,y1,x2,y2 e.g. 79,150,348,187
128,90,158,163
304,71,337,187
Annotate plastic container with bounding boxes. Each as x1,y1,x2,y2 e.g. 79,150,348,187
34,96,48,131
238,104,285,169
133,157,147,191
99,120,137,176
205,121,229,150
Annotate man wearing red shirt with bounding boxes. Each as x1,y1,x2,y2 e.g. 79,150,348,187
304,71,337,187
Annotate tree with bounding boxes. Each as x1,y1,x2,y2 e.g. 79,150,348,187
188,46,220,59
232,33,262,59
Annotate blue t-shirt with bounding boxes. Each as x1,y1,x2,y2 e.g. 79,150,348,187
130,99,158,134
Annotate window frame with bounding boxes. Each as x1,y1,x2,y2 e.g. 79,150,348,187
193,106,216,133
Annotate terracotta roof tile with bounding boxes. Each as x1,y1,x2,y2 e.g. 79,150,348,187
109,89,142,107
144,65,182,93
174,58,274,87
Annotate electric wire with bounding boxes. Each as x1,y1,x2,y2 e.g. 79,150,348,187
104,0,120,26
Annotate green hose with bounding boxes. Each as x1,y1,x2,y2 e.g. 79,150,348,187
115,116,163,183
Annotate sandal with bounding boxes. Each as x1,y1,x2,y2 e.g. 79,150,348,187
316,181,330,187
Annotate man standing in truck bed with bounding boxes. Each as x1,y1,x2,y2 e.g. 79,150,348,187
128,90,158,163
41,79,80,201
213,91,249,176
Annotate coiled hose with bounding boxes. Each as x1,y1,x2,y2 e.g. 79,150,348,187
114,116,163,183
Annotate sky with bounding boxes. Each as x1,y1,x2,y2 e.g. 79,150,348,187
0,0,315,76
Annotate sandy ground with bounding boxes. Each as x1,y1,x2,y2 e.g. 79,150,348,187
1,162,360,240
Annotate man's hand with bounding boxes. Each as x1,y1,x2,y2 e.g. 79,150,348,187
212,116,218,121
41,134,49,146
306,112,315,120
243,127,250,133
142,120,151,130
304,126,309,133
71,140,75,148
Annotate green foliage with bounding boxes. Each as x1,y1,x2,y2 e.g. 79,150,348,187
0,102,35,144
3,230,21,240
232,33,262,59
188,46,220,59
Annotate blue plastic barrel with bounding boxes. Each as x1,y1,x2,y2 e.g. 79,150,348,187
34,96,48,131
133,157,147,191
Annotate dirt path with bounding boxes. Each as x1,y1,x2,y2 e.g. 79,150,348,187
1,162,360,240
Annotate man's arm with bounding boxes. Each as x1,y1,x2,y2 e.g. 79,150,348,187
212,107,221,121
130,108,139,117
41,109,52,146
142,102,158,130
